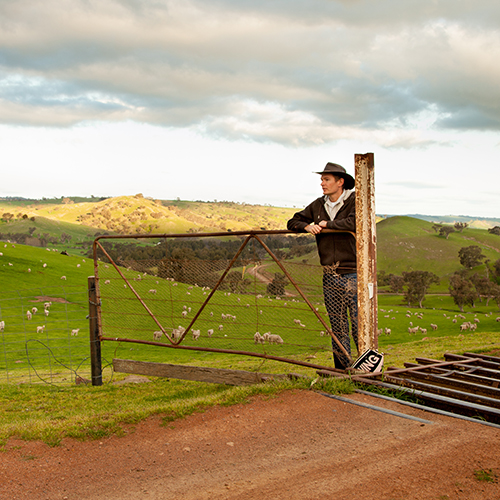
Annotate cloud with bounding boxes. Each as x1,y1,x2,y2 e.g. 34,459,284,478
0,0,499,147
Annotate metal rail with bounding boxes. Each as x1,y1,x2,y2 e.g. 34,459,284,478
318,352,500,425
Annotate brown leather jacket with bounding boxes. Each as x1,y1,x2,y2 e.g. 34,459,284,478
286,192,356,274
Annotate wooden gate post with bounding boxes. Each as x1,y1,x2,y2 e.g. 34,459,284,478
88,276,103,386
355,153,378,353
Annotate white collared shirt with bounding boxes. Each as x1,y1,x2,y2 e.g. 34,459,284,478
324,189,353,220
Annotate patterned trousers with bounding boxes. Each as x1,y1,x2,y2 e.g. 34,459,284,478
323,272,358,368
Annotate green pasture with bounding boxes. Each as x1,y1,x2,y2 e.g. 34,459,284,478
1,241,500,385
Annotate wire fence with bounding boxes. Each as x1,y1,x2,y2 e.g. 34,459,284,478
92,231,360,378
0,285,96,385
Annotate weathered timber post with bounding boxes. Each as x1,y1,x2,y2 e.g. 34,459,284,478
88,276,103,386
355,153,378,353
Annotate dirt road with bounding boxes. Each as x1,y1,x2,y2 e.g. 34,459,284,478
1,389,499,499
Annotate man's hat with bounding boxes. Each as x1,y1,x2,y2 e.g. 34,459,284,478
315,162,355,190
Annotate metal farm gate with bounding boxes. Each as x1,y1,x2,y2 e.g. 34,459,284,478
88,154,377,385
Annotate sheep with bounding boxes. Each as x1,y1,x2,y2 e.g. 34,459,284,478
36,325,45,333
44,302,51,309
419,327,427,334
473,318,480,323
452,318,457,323
496,317,500,322
207,329,214,337
459,322,470,332
104,280,111,285
32,307,38,314
469,323,477,332
430,324,438,331
218,324,223,331
0,321,4,332
181,310,188,318
267,333,284,344
26,310,32,320
149,289,157,294
192,329,201,340
171,326,185,340
61,276,66,280
77,264,81,268
384,327,391,335
71,328,80,336
254,332,265,344
376,328,383,336
293,319,301,325
408,327,419,334
153,331,163,340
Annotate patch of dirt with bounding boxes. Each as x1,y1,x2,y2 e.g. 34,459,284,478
32,296,71,304
1,390,499,500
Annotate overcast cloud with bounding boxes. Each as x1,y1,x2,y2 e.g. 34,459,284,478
1,0,499,217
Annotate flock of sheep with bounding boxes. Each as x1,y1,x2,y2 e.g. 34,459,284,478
378,307,500,338
1,243,86,338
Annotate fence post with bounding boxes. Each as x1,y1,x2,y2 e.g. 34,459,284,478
88,276,102,386
355,153,378,353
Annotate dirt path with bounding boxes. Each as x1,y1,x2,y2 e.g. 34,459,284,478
1,390,499,499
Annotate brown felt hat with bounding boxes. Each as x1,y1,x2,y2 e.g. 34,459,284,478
314,162,355,190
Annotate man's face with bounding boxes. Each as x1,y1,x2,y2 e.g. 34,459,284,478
321,174,344,200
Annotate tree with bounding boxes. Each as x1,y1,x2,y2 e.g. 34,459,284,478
432,223,442,233
471,273,497,306
267,273,288,297
389,275,404,294
454,222,468,233
458,245,486,269
449,272,478,312
488,226,500,236
402,270,440,308
439,226,455,239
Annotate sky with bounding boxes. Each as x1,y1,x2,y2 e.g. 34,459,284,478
1,0,500,217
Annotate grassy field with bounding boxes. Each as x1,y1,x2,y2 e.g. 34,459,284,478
1,221,500,448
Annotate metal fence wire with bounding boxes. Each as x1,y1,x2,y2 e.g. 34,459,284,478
92,231,359,372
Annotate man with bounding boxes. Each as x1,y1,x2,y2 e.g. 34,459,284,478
287,162,357,369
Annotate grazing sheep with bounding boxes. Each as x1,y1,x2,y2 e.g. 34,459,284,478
218,324,223,331
153,331,163,341
207,329,214,337
430,324,438,331
376,328,383,336
254,332,265,344
61,276,66,280
452,318,457,323
149,289,157,294
44,302,51,309
473,318,480,323
384,327,391,335
71,328,80,336
0,321,4,332
459,322,470,332
419,327,427,334
181,310,188,317
171,326,185,340
32,307,38,314
267,333,284,344
469,323,477,331
192,329,201,340
26,310,32,320
104,280,111,285
408,327,419,334
36,325,45,333
496,317,500,322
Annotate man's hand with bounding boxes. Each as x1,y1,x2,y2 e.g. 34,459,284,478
305,222,327,235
